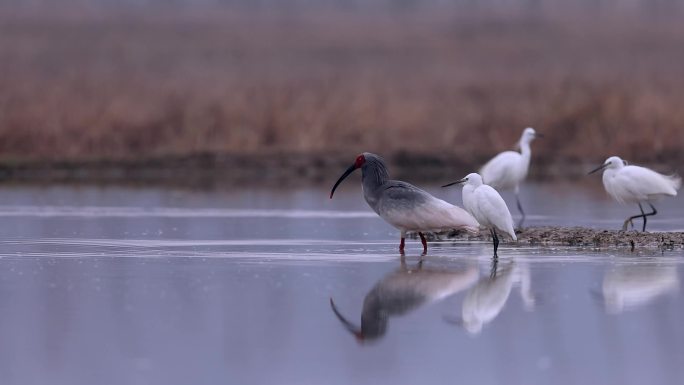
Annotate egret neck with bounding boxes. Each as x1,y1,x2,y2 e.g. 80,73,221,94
518,135,533,184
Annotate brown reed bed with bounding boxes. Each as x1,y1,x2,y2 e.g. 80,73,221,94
1,8,683,183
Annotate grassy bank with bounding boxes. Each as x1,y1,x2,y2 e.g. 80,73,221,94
1,7,683,182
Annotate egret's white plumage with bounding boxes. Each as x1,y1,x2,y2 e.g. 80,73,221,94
444,173,516,256
600,156,681,203
480,127,538,192
479,127,539,220
462,173,516,241
590,155,681,231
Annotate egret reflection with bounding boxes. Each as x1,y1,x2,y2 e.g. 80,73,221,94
597,263,679,314
446,258,535,334
329,258,478,342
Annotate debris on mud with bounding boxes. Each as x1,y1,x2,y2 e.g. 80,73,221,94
417,226,684,249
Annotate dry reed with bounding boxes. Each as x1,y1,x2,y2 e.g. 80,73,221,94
1,7,683,178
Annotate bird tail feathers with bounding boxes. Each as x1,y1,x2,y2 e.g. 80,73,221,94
447,206,480,234
668,174,682,193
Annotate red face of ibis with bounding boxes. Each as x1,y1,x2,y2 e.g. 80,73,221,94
354,154,366,169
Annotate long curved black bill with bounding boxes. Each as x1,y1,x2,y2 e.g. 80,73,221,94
330,164,357,199
442,178,467,188
329,298,363,339
588,163,609,175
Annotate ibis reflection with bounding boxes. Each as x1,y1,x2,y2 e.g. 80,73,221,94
329,257,478,342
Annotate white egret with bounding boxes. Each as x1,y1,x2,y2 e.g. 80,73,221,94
479,127,541,223
589,156,681,231
443,173,517,256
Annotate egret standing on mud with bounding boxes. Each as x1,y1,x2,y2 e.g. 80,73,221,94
589,156,681,232
479,127,541,223
443,173,516,257
330,152,479,254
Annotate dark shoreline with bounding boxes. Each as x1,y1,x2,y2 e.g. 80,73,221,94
0,152,658,188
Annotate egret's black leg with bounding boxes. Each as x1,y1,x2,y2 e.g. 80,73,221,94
496,231,500,255
641,203,658,232
622,203,658,232
490,228,500,278
516,194,525,219
516,217,525,230
638,203,647,232
491,228,500,257
623,203,646,231
515,193,526,228
489,228,494,253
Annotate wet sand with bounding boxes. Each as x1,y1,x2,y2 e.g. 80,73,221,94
425,227,684,249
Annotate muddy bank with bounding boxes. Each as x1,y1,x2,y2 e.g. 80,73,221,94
422,227,684,249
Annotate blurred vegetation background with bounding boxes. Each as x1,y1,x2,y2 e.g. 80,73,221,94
1,0,683,184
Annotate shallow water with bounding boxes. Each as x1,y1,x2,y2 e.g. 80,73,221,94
0,182,683,385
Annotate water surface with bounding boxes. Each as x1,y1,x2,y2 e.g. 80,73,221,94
0,182,682,385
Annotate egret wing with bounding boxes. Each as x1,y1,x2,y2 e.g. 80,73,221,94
621,166,680,198
474,186,516,240
608,166,680,202
480,151,521,190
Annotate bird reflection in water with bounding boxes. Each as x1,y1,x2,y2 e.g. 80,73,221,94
329,257,478,342
596,262,679,314
446,258,535,334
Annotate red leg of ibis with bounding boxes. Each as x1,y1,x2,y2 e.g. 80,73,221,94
419,232,428,255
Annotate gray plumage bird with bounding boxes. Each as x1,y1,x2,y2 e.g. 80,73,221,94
330,152,479,254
